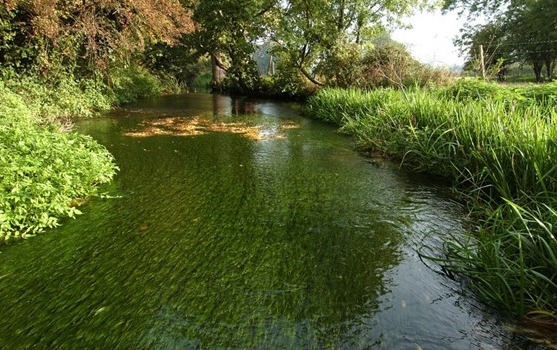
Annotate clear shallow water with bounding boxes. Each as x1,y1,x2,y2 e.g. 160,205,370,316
0,94,537,349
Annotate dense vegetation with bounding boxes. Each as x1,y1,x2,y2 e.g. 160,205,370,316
0,77,110,239
307,79,557,316
0,69,177,241
152,0,450,96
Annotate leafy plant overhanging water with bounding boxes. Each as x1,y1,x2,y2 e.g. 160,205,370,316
0,79,118,240
0,93,539,349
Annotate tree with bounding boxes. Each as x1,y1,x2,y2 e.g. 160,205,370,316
359,39,422,88
504,0,557,81
447,0,557,81
176,0,432,92
271,0,432,87
443,0,508,16
0,0,193,75
181,0,276,92
456,22,512,78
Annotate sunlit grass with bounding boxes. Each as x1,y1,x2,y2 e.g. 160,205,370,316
306,80,557,317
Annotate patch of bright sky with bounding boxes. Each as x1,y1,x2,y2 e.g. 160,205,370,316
392,9,467,68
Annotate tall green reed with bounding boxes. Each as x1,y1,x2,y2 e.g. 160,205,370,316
306,82,557,315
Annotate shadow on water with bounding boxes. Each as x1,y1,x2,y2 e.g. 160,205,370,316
0,94,544,349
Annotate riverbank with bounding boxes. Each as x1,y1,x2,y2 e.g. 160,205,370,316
0,66,172,241
306,79,557,318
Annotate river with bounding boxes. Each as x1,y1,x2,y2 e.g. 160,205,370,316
0,93,538,349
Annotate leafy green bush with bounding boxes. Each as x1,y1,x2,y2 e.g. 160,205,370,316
0,74,118,241
0,124,117,239
108,64,163,104
1,76,114,125
0,80,35,125
258,65,316,100
519,81,557,106
440,78,519,102
316,41,364,88
441,78,557,110
413,65,454,87
359,41,421,88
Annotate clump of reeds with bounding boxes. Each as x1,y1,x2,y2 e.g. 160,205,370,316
306,80,557,316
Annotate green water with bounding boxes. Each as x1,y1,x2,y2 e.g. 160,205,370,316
0,94,530,349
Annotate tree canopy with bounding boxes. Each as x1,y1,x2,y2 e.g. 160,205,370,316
448,0,557,80
179,0,433,91
0,0,444,92
0,0,193,74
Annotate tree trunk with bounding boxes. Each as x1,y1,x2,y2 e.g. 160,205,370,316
533,61,543,82
299,66,324,86
337,0,345,31
267,56,275,75
211,52,226,88
545,59,555,79
355,14,364,44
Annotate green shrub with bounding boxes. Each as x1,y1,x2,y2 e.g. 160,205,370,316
192,70,212,90
519,81,557,106
441,78,518,102
413,65,455,87
441,78,557,109
0,74,118,241
258,69,316,100
1,76,114,125
0,124,117,240
108,64,163,104
361,41,417,88
0,80,35,125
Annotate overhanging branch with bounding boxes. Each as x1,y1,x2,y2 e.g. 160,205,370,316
299,66,324,86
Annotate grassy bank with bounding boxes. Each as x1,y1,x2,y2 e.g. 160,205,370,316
307,79,557,317
0,65,168,241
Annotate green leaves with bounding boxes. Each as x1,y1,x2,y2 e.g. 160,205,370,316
0,124,117,240
183,0,433,93
184,0,272,91
0,77,118,241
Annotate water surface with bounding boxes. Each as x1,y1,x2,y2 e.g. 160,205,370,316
0,94,535,349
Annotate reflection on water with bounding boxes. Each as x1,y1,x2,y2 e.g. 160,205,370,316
0,94,538,349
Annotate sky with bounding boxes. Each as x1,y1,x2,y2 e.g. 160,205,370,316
391,9,468,67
